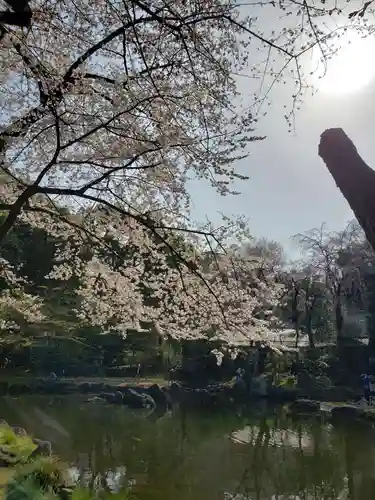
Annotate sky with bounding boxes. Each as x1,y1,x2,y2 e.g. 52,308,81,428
193,18,375,258
190,3,375,260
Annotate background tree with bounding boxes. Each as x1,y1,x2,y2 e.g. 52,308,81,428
293,222,365,344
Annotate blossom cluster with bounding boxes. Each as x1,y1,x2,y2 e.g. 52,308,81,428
0,0,291,348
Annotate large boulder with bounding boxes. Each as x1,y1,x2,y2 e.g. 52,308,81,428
122,388,156,409
147,384,170,409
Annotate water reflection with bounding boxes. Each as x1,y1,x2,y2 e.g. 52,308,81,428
69,464,128,492
1,395,375,500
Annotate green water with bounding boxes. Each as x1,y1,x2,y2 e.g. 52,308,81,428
1,395,375,500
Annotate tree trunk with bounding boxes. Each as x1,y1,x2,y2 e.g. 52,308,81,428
306,311,315,349
319,128,375,253
365,270,375,374
305,295,317,349
335,295,344,342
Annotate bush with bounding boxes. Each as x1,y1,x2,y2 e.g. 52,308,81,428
6,457,71,500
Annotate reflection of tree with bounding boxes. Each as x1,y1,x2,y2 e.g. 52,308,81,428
4,396,375,499
344,432,355,500
229,417,347,500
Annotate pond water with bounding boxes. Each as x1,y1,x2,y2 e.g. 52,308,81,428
1,395,375,500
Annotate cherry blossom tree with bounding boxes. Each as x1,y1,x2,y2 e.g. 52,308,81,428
293,221,371,343
0,0,298,346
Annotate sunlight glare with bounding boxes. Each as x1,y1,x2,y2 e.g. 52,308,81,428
312,33,375,95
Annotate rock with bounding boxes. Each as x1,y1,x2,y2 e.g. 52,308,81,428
11,426,27,436
122,388,156,409
331,405,366,423
99,392,117,403
147,384,169,407
114,391,124,404
289,399,321,414
86,396,105,403
147,383,163,399
30,438,52,457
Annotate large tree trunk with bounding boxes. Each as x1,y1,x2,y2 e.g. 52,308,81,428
365,270,375,373
318,128,375,252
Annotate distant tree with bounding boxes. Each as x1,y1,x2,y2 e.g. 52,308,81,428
293,221,373,344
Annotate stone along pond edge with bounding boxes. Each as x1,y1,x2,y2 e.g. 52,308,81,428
1,378,374,426
288,399,375,426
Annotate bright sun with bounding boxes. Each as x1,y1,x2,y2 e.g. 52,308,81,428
312,33,375,95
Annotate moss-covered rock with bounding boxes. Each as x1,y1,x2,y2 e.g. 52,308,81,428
0,425,37,467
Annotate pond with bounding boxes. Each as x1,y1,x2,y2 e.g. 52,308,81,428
1,395,375,500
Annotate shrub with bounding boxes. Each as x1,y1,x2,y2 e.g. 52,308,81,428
5,456,137,500
6,456,71,500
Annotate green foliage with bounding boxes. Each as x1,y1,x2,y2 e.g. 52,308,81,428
5,479,135,500
5,475,52,500
5,456,136,500
277,375,297,388
11,457,70,493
